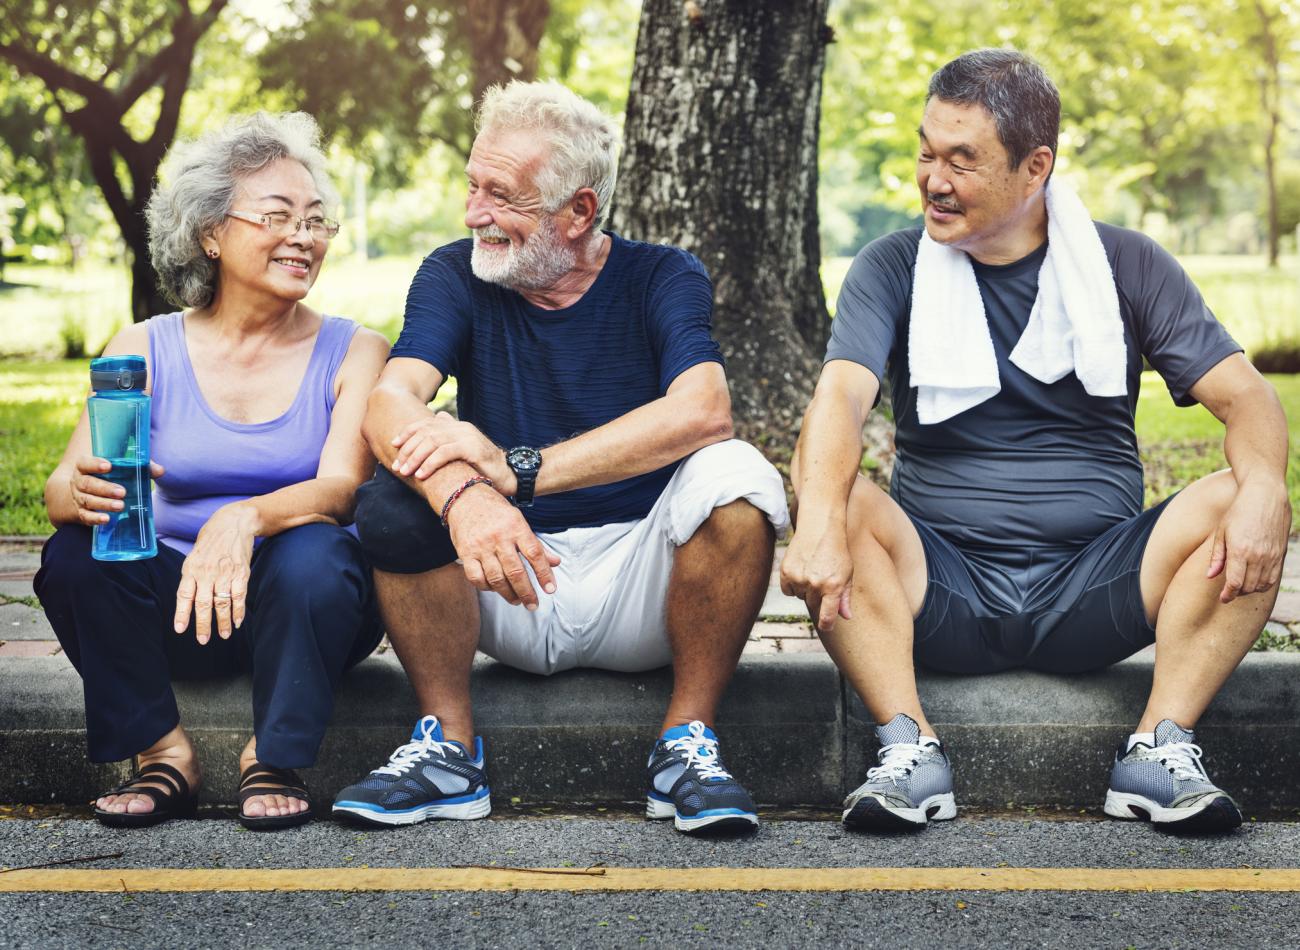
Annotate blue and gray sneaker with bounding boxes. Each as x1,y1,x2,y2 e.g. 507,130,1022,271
332,716,490,827
646,720,758,834
843,713,957,831
1104,719,1241,832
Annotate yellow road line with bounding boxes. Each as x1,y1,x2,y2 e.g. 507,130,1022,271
2,867,1300,894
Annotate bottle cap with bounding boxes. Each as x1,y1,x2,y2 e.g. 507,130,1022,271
90,355,147,392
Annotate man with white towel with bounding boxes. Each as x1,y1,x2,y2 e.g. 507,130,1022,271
782,49,1291,833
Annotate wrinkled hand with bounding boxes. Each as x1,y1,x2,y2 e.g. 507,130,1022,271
175,503,258,643
1207,478,1292,604
779,522,855,633
69,455,164,526
447,486,559,609
391,412,515,493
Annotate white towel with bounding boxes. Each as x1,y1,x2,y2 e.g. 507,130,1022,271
908,178,1126,425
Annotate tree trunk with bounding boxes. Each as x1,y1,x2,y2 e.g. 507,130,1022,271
463,0,551,103
612,0,832,449
1254,0,1282,268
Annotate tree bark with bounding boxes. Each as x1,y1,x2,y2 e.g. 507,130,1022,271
463,0,551,104
612,0,832,448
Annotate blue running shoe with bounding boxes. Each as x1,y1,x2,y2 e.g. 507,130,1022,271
332,716,490,827
1104,719,1241,833
646,720,758,834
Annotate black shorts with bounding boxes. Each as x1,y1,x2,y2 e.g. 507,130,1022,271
909,495,1175,675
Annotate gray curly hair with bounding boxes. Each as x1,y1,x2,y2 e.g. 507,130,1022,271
145,112,339,309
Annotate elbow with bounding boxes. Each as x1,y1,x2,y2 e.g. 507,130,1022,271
695,391,734,447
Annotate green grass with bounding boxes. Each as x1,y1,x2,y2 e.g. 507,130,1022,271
0,359,88,535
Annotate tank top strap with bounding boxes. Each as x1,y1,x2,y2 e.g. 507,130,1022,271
311,316,361,413
146,312,186,406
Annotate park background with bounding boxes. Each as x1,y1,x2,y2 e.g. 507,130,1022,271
0,0,1297,554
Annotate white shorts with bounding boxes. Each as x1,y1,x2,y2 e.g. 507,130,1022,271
476,439,789,676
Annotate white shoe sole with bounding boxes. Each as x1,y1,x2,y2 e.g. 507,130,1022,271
333,793,491,826
1103,789,1241,831
646,795,759,833
842,791,957,829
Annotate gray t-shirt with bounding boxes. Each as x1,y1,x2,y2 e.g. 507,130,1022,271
825,223,1241,556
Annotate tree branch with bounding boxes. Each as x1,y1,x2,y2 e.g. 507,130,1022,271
115,0,230,111
0,41,116,109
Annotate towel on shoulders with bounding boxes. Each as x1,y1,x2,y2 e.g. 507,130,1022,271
907,178,1127,425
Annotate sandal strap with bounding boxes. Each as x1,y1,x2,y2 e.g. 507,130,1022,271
238,762,310,806
137,762,191,799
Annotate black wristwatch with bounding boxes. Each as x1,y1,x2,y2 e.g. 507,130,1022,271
505,446,542,508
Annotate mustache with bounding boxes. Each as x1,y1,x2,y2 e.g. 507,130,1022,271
927,195,962,212
475,224,510,240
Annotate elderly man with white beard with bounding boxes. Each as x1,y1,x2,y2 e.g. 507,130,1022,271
331,82,789,835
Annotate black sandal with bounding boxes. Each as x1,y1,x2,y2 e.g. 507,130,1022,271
93,762,198,828
238,762,313,830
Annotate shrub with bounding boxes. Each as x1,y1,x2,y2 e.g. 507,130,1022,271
1251,340,1300,374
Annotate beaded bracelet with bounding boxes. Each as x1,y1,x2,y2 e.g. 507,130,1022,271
440,476,493,527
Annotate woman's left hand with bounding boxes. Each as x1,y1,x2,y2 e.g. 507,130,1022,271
174,503,260,644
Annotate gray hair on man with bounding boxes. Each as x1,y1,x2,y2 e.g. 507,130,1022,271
927,48,1060,171
145,111,339,308
476,80,620,230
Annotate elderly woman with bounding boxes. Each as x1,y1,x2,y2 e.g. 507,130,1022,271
34,112,388,830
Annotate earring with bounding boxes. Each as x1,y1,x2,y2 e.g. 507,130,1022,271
206,248,219,259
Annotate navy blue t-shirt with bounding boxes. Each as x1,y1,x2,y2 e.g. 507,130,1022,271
391,232,724,533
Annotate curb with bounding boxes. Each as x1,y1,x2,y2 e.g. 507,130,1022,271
3,652,1298,810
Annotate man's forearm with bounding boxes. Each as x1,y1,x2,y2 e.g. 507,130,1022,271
533,387,731,496
791,390,868,526
365,385,490,512
1222,383,1289,489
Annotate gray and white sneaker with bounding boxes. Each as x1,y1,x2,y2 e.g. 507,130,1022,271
1104,719,1241,833
842,713,957,831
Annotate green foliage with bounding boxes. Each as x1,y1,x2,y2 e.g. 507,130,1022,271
0,359,86,536
1278,166,1300,237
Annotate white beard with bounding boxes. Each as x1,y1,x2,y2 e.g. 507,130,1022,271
470,216,577,291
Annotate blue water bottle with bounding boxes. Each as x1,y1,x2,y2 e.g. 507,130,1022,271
88,355,157,561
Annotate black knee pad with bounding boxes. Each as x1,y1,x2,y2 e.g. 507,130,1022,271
354,466,458,574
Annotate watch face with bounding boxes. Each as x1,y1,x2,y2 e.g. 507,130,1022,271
507,447,542,472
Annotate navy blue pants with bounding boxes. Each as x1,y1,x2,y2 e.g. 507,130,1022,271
35,523,383,768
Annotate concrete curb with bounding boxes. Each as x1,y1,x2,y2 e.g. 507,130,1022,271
3,652,1298,810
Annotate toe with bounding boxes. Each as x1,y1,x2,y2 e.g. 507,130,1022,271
125,794,155,815
243,795,267,817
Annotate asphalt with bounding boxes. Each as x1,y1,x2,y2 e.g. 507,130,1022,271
4,814,1300,948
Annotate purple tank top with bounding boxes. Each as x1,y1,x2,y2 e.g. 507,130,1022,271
147,312,359,555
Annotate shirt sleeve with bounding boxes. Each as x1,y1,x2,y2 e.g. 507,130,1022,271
389,247,473,379
824,231,915,389
1110,229,1243,406
644,249,724,393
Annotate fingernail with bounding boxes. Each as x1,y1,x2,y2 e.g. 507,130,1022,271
544,584,555,594
527,603,537,611
174,623,185,633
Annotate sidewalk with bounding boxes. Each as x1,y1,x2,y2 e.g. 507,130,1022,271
3,538,1299,808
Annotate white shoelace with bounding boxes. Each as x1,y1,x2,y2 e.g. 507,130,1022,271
665,720,733,781
867,742,929,784
373,720,461,778
1132,741,1206,782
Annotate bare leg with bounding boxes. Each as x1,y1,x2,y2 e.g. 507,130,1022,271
94,724,201,815
817,476,934,737
660,500,775,733
375,563,480,748
1137,470,1279,732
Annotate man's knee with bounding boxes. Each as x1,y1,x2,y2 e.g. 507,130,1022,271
354,468,458,574
669,439,788,542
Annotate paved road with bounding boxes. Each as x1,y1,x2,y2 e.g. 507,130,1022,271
4,812,1300,947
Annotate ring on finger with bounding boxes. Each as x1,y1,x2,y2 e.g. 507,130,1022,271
215,591,232,599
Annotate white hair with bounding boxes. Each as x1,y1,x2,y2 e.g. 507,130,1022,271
476,80,619,230
145,112,339,308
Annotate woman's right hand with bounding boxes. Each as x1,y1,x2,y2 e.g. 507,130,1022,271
69,455,164,526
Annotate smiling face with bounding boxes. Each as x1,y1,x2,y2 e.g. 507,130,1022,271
464,128,579,290
916,98,1052,261
209,158,328,302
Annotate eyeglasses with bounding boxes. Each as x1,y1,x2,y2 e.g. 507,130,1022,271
227,209,341,240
